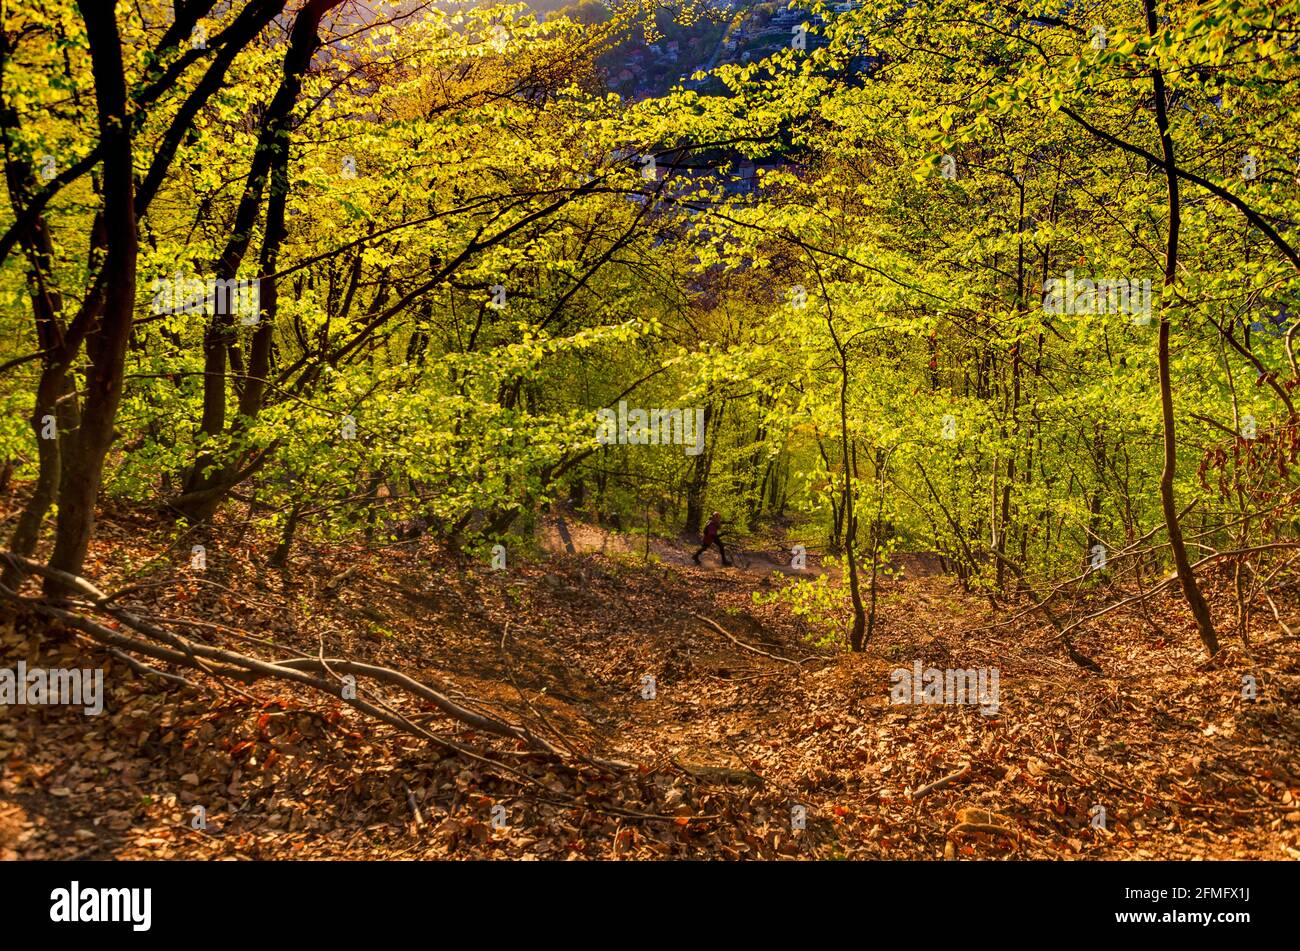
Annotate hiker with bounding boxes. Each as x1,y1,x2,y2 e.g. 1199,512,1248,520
692,511,731,566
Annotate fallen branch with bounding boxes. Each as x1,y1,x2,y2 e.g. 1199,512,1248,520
402,782,425,830
948,821,1019,840
1048,543,1300,647
689,612,802,668
104,646,200,690
671,757,764,788
324,565,361,592
947,806,1021,844
497,623,631,772
909,762,972,802
0,552,575,772
981,547,1102,673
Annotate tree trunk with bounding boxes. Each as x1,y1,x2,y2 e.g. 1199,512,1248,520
178,0,343,521
827,316,867,651
47,1,138,585
1144,0,1219,656
683,400,718,536
0,33,81,579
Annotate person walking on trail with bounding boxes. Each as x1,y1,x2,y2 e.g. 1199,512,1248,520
692,511,731,566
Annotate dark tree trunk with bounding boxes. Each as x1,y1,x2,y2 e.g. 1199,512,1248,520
825,312,866,651
1144,0,1219,656
683,401,718,536
0,31,82,578
178,0,343,521
47,1,138,585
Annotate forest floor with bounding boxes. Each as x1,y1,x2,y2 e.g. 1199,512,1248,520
2,502,1299,860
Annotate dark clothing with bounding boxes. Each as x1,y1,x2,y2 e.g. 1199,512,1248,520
693,516,729,565
692,536,728,565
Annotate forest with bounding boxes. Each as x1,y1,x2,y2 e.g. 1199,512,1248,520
0,0,1298,868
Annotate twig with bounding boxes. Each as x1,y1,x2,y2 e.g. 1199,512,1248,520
104,646,200,690
948,821,1018,840
689,612,802,668
403,783,425,830
498,622,630,771
910,762,972,802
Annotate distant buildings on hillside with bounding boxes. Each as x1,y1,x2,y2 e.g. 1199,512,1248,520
599,1,869,99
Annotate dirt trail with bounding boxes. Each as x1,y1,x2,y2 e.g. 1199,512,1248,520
539,513,827,575
526,519,1299,859
538,513,949,581
3,507,1296,860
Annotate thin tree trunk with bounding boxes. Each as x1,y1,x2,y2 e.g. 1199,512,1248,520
178,0,343,520
826,313,867,650
1144,0,1219,656
0,32,82,577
